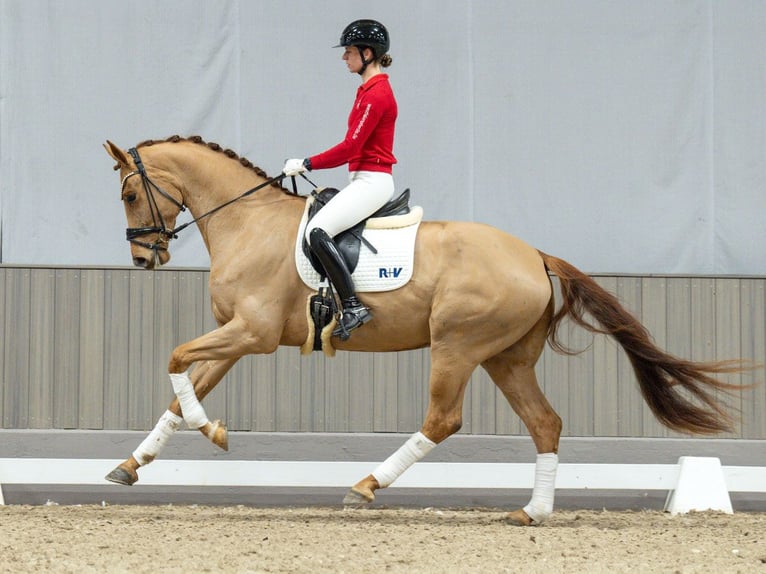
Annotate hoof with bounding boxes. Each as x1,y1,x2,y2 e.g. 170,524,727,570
504,509,535,527
201,420,229,451
105,465,138,486
343,487,375,507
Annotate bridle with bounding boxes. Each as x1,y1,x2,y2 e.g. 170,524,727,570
122,147,186,253
122,146,291,255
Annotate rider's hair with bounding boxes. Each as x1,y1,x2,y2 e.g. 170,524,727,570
357,45,392,68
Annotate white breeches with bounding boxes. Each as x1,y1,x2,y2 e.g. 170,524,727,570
305,171,395,244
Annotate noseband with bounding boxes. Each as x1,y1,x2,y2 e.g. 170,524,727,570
123,147,186,254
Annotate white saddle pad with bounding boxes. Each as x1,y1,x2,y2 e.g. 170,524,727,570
295,200,423,293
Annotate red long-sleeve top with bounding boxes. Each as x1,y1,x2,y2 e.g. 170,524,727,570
309,74,397,174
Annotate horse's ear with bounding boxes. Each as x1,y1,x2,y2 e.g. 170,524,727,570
104,140,129,171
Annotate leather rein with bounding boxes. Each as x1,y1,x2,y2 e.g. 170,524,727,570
122,147,290,253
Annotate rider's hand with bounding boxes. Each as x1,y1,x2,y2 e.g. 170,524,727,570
283,158,307,177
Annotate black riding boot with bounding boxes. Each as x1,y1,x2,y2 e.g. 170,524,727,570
309,228,372,340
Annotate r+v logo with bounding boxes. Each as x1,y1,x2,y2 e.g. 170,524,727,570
379,267,403,278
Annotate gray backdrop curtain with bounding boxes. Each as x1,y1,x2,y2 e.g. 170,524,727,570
1,0,764,274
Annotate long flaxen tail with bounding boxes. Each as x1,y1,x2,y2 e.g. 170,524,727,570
539,251,752,435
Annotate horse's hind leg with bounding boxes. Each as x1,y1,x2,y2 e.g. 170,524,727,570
482,320,563,526
105,358,237,486
343,353,475,505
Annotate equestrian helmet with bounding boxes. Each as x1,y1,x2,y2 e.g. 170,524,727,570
336,19,390,59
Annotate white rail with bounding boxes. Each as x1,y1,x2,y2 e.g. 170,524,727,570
1,457,763,513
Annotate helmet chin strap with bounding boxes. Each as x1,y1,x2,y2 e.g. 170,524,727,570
357,46,373,75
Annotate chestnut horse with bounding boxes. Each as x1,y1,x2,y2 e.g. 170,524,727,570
104,135,746,525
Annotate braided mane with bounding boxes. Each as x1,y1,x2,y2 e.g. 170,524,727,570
137,135,285,190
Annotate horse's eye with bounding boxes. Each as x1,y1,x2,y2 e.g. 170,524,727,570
125,193,137,204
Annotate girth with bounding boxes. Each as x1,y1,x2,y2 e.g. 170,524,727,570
302,188,411,275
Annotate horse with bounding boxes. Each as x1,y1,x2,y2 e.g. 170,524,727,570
103,135,749,525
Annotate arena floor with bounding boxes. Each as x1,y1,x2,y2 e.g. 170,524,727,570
1,504,765,573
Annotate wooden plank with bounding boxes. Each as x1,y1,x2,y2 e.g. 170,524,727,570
593,277,620,436
373,352,399,432
2,269,30,428
666,278,692,359
640,277,668,437
567,313,594,436
274,347,302,431
690,277,727,438
53,269,80,429
127,270,155,430
252,353,277,432
0,269,4,425
664,277,693,439
225,354,252,430
27,269,55,428
467,364,495,435
400,349,429,432
690,277,716,362
323,349,350,432
714,278,742,438
102,270,130,429
348,351,374,431
78,269,105,428
740,280,765,438
616,277,643,436
299,352,325,432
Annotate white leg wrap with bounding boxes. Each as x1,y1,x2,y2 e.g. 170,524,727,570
131,410,183,466
170,371,210,429
372,432,436,488
523,453,559,523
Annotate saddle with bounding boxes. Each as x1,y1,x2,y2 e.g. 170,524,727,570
301,187,412,276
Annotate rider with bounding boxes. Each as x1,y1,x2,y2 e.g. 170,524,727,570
283,19,398,341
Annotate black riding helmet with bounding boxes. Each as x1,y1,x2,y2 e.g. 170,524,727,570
335,19,390,75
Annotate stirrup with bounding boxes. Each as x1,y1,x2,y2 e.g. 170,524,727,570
332,305,372,341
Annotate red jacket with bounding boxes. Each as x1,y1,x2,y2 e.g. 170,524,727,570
309,74,397,173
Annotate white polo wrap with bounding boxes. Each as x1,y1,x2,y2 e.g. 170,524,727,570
372,431,436,488
132,409,183,466
523,452,559,523
170,371,210,429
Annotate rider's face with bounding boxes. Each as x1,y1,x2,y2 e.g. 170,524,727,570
342,46,364,73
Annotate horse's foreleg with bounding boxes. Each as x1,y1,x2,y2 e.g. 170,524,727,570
169,370,228,450
167,319,264,447
105,358,237,486
483,353,562,526
343,432,438,505
344,357,473,506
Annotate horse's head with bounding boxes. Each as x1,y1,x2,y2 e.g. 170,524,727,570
104,141,186,269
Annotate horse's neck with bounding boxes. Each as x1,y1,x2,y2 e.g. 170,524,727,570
168,147,302,261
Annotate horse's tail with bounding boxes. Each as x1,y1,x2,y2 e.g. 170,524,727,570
538,250,751,435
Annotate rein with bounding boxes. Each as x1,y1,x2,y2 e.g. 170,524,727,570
123,146,289,253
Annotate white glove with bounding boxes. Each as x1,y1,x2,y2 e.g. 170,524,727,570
283,158,307,177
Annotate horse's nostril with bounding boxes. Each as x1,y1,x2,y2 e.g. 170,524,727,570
133,257,150,269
